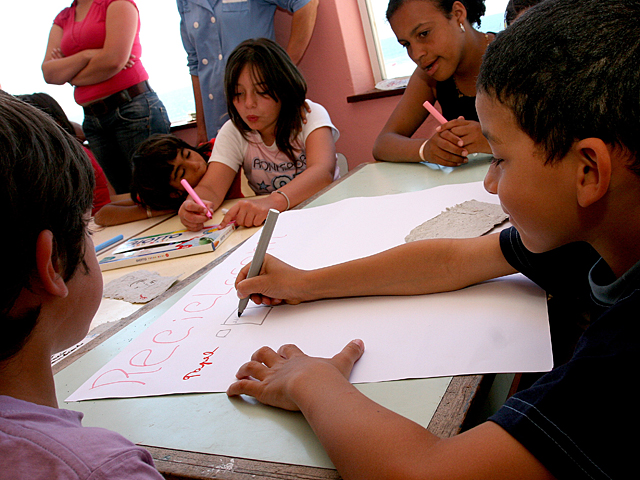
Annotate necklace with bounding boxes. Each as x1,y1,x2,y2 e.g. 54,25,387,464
453,33,490,98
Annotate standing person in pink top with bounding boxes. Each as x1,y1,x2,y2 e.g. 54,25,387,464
42,0,171,194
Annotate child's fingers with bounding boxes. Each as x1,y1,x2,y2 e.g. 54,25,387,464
235,262,252,288
331,339,365,378
220,204,239,227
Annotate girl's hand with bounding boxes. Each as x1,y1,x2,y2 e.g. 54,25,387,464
449,118,492,155
235,254,311,306
220,196,283,228
178,198,215,231
226,340,365,411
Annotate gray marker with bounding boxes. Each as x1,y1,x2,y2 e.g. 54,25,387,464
237,209,280,316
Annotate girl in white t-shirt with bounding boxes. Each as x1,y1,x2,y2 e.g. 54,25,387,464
178,38,340,230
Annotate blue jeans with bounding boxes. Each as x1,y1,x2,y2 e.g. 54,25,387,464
83,90,171,194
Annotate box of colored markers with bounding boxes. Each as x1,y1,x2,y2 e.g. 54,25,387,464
98,224,235,271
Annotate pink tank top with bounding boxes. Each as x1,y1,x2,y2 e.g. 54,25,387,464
54,0,149,105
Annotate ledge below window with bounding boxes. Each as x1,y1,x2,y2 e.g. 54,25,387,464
170,120,197,132
346,87,405,103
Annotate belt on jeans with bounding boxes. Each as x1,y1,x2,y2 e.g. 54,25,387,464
82,80,152,117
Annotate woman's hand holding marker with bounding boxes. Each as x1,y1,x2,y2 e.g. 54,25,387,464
423,100,448,124
421,101,468,167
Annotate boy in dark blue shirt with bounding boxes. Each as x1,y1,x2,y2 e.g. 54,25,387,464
228,1,639,478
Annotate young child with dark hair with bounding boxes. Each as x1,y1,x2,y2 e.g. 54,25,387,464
0,91,164,478
93,134,243,226
179,38,340,231
15,92,114,216
227,1,639,478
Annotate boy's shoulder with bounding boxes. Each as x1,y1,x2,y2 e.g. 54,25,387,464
489,285,640,479
0,396,162,479
499,227,600,301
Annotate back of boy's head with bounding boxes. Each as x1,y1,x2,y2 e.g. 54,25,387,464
130,134,208,211
0,91,94,361
478,0,640,172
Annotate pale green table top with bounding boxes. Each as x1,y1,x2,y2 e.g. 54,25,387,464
54,158,492,473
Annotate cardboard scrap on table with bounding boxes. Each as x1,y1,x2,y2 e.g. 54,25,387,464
405,199,508,243
103,270,180,304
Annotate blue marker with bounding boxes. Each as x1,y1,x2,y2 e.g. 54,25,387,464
95,234,123,253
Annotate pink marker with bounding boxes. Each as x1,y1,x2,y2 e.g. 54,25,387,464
423,100,448,125
180,178,212,219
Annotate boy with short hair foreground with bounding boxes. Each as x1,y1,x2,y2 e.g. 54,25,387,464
0,91,163,479
229,1,639,478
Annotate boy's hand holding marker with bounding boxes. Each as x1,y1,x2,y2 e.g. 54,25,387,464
235,254,313,307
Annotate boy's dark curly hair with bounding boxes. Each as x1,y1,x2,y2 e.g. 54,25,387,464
479,0,640,172
504,0,543,26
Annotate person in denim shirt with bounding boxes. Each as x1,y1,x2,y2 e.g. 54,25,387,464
177,0,318,144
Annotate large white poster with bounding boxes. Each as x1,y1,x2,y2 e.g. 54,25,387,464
68,182,552,402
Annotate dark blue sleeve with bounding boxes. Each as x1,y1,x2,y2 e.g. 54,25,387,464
499,227,599,300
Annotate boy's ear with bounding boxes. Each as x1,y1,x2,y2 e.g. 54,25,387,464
35,230,69,299
574,138,611,208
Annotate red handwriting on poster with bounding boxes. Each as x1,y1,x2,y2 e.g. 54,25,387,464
183,348,220,380
183,291,234,312
90,325,195,390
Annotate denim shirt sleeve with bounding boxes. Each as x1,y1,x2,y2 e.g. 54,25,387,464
265,0,312,13
177,0,199,74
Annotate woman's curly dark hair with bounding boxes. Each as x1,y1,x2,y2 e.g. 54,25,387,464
387,0,486,27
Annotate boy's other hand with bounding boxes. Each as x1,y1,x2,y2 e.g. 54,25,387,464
226,340,365,411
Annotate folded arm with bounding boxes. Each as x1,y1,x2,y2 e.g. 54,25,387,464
42,25,98,85
46,1,139,89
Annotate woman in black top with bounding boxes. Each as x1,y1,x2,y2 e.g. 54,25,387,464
373,0,493,165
